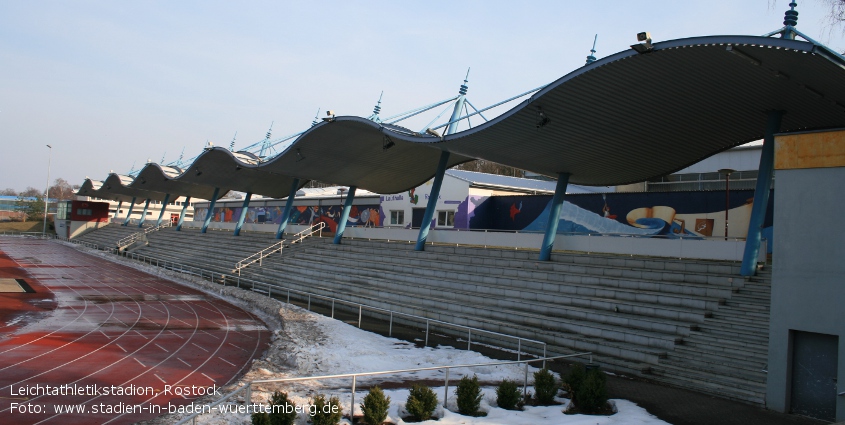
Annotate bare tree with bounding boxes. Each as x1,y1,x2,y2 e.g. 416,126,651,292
49,178,76,200
0,188,16,196
19,187,41,198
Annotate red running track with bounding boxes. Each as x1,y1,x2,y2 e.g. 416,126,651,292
0,238,270,425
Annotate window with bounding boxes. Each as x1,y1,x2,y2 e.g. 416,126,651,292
76,208,92,216
437,210,455,227
390,210,404,225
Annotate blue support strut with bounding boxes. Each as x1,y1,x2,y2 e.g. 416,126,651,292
201,188,221,234
113,201,122,219
155,194,171,227
415,151,451,251
539,173,571,261
233,192,252,236
138,199,151,228
122,197,137,226
333,186,357,244
277,178,300,239
741,111,783,276
176,196,191,231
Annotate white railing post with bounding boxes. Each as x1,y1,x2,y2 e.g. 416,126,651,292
350,375,357,420
443,368,450,408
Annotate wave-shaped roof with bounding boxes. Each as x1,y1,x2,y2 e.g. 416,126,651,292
78,34,845,201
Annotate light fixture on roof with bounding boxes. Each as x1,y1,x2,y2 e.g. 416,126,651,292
235,165,242,171
322,110,336,122
536,107,551,128
296,148,306,162
725,45,761,66
382,135,395,150
196,169,203,176
425,128,441,138
630,31,653,54
139,177,146,184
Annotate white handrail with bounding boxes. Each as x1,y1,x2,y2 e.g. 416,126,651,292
116,221,171,249
233,239,286,275
232,222,326,275
290,221,325,244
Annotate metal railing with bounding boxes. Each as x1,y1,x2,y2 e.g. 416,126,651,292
232,222,325,275
175,352,592,425
115,221,172,249
289,221,325,244
233,239,286,276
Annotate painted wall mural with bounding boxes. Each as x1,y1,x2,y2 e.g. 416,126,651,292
193,204,380,232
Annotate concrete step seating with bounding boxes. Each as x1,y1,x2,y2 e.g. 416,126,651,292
75,223,150,248
74,225,772,405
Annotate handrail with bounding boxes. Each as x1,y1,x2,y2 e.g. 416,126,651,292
233,239,286,276
290,221,325,244
115,221,172,249
232,222,325,276
175,351,592,425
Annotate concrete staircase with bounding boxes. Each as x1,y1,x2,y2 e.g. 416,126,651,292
73,225,772,405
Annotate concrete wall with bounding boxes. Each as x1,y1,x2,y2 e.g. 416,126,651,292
767,130,845,421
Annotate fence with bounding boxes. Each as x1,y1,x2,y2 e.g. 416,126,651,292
175,352,593,425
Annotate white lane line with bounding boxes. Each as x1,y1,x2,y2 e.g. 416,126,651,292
155,343,169,353
200,330,220,339
177,358,191,367
173,317,192,326
227,342,248,352
191,342,209,352
99,330,111,339
154,374,166,384
169,330,184,339
201,373,216,383
218,357,236,367
134,330,148,339
134,358,145,368
116,344,127,353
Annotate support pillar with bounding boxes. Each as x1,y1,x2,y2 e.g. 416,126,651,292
122,197,137,226
233,192,252,236
113,200,122,219
176,196,191,231
415,151,451,251
538,172,571,261
201,187,220,234
741,111,782,276
155,193,171,227
276,178,300,239
138,199,151,228
333,186,357,244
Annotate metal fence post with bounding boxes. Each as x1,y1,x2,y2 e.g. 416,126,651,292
268,286,272,297
358,305,362,328
389,312,393,337
543,344,547,370
517,339,522,362
425,320,429,347
245,384,252,405
523,362,529,399
467,329,471,350
307,295,311,311
331,300,335,318
350,375,356,419
287,289,290,304
443,368,450,408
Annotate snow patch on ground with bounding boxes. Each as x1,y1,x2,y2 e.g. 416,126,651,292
64,242,670,425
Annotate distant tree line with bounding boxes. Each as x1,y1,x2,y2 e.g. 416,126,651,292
2,178,79,222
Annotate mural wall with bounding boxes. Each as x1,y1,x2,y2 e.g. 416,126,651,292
193,204,381,233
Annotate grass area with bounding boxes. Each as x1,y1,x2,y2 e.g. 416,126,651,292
0,221,55,234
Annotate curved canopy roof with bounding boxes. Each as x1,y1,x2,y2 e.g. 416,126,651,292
79,34,845,200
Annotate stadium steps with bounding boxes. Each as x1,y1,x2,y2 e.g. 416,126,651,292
73,223,150,248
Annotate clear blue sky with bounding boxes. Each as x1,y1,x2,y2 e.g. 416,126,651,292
1,0,842,191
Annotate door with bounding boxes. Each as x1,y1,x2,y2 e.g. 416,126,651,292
791,331,838,421
411,208,426,229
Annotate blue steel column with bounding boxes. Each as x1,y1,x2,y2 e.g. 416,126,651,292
276,178,300,239
122,197,137,226
538,173,571,261
113,201,122,219
201,187,221,234
233,192,252,236
333,186,357,244
155,193,171,227
176,196,191,231
741,111,783,276
137,199,151,228
414,151,451,251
